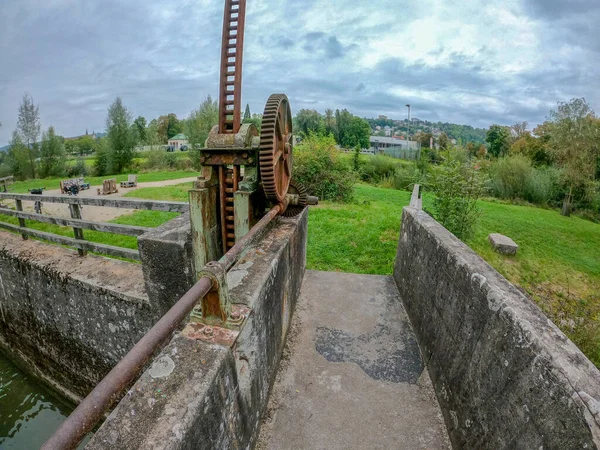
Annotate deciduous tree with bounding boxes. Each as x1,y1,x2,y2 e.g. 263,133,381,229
106,97,136,173
39,126,66,178
486,124,510,157
17,93,41,178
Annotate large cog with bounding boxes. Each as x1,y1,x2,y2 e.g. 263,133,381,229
259,94,293,206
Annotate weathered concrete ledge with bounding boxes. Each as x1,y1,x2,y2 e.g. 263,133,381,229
394,207,600,449
138,212,196,312
87,209,308,449
0,231,154,402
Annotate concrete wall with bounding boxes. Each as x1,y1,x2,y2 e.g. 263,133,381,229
0,213,199,403
87,210,308,449
394,207,600,449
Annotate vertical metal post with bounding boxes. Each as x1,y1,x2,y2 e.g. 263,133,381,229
189,186,221,278
15,199,28,240
234,191,251,242
218,166,228,254
69,203,87,256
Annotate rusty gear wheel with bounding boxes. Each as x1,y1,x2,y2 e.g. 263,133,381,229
260,94,293,206
282,179,308,217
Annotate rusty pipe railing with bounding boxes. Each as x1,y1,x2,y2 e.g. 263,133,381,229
42,205,282,450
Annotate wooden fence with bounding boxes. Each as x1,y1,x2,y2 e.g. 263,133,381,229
0,193,189,260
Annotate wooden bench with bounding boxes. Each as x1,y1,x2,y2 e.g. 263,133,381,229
97,179,119,195
120,175,138,188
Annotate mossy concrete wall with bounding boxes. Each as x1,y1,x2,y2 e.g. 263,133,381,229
394,207,600,449
87,210,308,449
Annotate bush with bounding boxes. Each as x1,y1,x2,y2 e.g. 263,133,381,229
427,150,487,241
361,155,397,183
488,155,532,199
66,159,88,178
524,166,564,206
392,164,419,191
293,133,356,202
144,149,167,170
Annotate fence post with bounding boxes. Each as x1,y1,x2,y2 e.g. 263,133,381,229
69,203,87,256
15,199,28,240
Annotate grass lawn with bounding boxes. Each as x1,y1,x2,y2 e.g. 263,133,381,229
7,170,196,193
123,182,193,202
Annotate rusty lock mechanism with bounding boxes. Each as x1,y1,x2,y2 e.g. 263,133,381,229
183,261,251,346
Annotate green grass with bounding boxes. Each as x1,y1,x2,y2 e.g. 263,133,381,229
123,182,193,202
8,171,196,193
307,184,410,274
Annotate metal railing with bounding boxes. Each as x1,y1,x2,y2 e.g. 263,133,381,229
0,192,189,260
42,204,282,450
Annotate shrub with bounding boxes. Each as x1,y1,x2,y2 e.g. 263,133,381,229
164,152,178,169
488,155,532,199
176,158,193,171
293,133,356,202
524,166,564,206
427,150,487,241
144,149,167,170
392,164,419,191
66,159,88,178
361,155,397,183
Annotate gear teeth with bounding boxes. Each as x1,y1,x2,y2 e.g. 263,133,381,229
282,179,308,217
259,94,292,205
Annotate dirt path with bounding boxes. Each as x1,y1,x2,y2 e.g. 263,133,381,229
14,176,197,223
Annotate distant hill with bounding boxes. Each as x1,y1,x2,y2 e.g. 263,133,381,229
0,144,9,153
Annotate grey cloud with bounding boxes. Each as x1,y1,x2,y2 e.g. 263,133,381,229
1,0,599,145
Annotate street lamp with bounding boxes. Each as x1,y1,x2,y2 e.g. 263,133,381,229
405,104,411,149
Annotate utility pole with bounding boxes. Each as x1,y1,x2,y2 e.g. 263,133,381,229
405,104,411,150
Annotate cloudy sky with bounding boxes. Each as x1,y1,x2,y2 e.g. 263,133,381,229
1,0,598,145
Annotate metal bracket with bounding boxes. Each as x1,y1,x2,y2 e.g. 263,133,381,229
185,261,251,346
192,261,231,325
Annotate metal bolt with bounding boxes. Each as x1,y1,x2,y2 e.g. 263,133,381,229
242,152,248,158
203,326,214,337
231,311,241,320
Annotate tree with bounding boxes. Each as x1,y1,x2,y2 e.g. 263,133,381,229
186,95,219,149
39,126,66,178
335,109,352,146
244,104,251,121
155,114,182,143
437,132,449,150
295,109,324,137
486,125,510,157
510,134,552,166
133,116,147,144
545,98,600,215
106,97,136,173
511,121,529,140
6,131,30,179
167,114,182,139
340,116,370,149
185,95,219,169
17,93,41,178
93,137,111,176
415,132,433,149
324,108,336,136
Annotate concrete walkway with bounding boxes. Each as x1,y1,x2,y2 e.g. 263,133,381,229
257,270,450,450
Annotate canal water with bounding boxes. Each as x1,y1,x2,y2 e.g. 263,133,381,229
0,351,75,449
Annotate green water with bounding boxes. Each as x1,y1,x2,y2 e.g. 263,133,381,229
0,352,74,449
